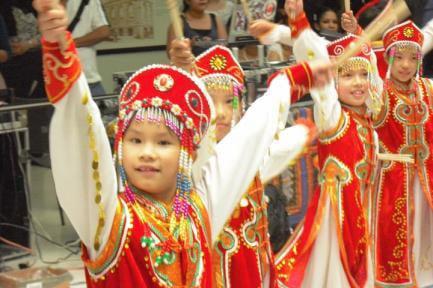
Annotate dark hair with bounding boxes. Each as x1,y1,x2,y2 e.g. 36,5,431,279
182,0,190,13
265,183,292,253
274,0,287,25
315,6,338,22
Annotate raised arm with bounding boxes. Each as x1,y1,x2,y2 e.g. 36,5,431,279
36,1,117,259
260,119,316,183
197,58,332,241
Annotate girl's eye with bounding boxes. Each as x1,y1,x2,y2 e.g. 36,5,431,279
342,73,352,78
226,98,234,105
130,138,141,144
159,140,171,146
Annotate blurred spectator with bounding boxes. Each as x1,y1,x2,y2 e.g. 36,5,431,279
0,0,45,98
65,0,111,96
313,6,340,33
167,0,227,57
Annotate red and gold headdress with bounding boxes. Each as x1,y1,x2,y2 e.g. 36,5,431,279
115,64,213,252
327,34,373,74
383,20,424,53
194,45,244,86
382,20,424,79
194,45,245,126
327,34,382,114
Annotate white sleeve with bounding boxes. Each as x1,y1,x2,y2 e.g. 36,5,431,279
90,0,109,29
260,24,293,46
49,74,117,260
195,73,292,242
292,28,341,132
259,124,309,183
423,18,433,55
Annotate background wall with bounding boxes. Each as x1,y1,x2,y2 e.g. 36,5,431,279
97,49,168,93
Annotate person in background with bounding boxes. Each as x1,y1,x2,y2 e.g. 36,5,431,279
0,15,11,90
65,0,111,96
372,20,433,288
167,0,227,57
206,0,234,29
0,0,44,98
313,6,339,33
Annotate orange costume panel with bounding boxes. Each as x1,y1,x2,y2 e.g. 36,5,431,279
373,78,433,285
213,176,276,287
275,107,376,288
82,193,212,288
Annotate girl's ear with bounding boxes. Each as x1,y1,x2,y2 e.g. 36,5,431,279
191,150,197,162
314,22,320,31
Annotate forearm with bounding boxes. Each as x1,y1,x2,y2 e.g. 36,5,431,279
74,26,111,48
260,125,309,183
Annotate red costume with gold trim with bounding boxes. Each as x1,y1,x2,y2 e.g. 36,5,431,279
82,193,213,288
373,21,433,287
275,35,377,288
212,176,276,287
43,32,313,288
194,46,312,288
43,32,214,287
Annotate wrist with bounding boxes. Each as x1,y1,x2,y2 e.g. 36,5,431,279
288,12,310,38
284,61,313,91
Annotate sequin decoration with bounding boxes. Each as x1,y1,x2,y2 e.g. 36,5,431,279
81,91,106,251
153,74,174,92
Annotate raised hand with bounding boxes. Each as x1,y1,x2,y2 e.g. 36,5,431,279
249,20,276,39
309,59,335,89
284,0,304,22
33,0,67,43
168,38,194,72
341,10,360,34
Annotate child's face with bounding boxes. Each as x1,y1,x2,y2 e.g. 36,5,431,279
389,47,418,84
337,67,369,107
122,117,181,203
318,11,338,32
208,87,235,142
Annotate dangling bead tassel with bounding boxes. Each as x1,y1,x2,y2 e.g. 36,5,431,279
416,49,423,79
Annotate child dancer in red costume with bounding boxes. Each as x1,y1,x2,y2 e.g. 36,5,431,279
35,0,333,286
194,45,316,287
254,0,383,286
372,20,433,287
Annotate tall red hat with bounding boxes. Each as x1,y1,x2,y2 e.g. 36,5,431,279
194,45,244,86
382,20,424,53
116,64,213,149
327,34,372,63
